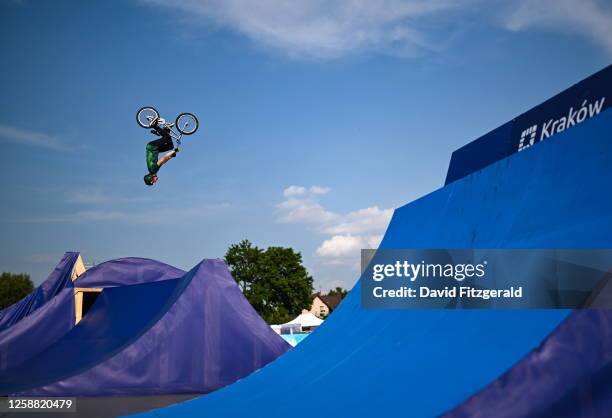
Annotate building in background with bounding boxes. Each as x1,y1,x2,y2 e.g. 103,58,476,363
310,293,342,319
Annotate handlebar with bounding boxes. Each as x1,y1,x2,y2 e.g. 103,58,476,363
147,116,175,128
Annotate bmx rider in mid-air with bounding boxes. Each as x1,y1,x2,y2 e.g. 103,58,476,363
143,118,179,186
136,106,199,186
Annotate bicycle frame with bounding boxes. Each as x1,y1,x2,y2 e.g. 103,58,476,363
163,123,184,147
147,117,184,147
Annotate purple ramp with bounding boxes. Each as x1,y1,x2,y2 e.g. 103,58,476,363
11,259,289,396
0,288,75,372
0,252,79,331
442,307,612,418
0,256,185,375
74,257,185,288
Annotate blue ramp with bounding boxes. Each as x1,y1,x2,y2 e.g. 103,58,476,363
133,103,612,416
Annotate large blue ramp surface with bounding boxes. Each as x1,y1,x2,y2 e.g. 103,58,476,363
135,106,612,416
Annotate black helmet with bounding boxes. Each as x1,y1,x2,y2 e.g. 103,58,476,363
144,174,155,186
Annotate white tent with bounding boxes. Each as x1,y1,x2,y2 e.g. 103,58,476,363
283,311,324,329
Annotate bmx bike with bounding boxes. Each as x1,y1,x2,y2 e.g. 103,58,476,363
136,106,199,147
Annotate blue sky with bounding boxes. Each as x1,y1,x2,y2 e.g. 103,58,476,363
1,0,610,290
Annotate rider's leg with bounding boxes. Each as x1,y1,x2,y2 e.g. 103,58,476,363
157,149,178,168
158,135,174,152
146,142,160,175
146,136,174,173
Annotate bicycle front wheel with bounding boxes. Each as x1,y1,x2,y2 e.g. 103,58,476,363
136,106,159,128
175,113,199,135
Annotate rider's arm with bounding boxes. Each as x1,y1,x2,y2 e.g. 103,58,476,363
157,150,177,167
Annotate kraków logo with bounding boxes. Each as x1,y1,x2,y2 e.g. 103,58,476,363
517,97,606,152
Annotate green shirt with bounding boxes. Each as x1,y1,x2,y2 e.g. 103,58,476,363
146,143,160,175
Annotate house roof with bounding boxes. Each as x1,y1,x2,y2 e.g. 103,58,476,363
318,294,342,311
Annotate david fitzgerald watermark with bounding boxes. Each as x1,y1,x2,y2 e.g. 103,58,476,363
361,249,612,309
373,285,523,300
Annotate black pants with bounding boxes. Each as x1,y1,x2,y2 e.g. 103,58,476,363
148,135,174,152
146,135,174,174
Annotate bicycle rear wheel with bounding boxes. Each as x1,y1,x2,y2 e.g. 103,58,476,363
136,106,159,128
175,113,199,135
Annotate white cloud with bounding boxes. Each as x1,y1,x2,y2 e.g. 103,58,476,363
503,0,612,55
277,198,338,224
0,124,75,151
283,185,307,197
141,0,612,59
309,186,331,195
282,185,330,197
316,235,364,258
324,206,394,235
315,234,383,257
277,186,339,224
142,0,462,58
277,185,392,264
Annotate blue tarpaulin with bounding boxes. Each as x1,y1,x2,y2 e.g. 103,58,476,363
0,287,75,373
445,64,611,184
442,308,612,418
0,252,79,332
74,257,185,288
0,257,187,375
133,82,612,417
1,259,290,396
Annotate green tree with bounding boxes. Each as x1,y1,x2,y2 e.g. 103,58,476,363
0,272,34,309
225,240,314,324
326,286,348,299
224,239,263,293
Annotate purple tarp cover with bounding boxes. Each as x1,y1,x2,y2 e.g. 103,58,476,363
0,287,75,372
0,252,79,373
1,259,290,396
442,307,612,418
74,257,185,288
0,256,187,375
0,252,79,331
